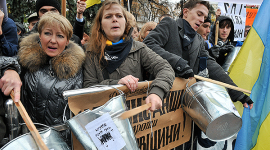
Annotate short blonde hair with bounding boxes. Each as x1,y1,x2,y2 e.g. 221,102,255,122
137,21,157,42
38,12,73,40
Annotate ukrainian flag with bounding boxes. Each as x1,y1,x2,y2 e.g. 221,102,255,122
229,0,270,149
85,0,101,8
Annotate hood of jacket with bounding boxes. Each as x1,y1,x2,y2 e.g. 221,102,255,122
210,16,234,43
18,33,85,79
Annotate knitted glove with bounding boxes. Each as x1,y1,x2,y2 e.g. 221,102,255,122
236,94,253,104
175,64,194,79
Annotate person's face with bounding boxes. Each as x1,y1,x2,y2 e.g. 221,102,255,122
39,25,69,57
132,27,139,39
38,6,59,18
101,4,126,43
218,25,231,42
28,19,39,31
183,4,208,31
197,22,211,40
244,27,251,37
144,26,155,39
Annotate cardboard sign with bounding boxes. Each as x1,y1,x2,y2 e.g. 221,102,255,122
218,2,246,41
68,77,195,150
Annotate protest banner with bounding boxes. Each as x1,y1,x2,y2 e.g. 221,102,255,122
218,2,246,41
245,7,258,26
67,77,195,150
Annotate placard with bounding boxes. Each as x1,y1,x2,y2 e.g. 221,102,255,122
85,113,126,150
218,2,246,41
68,77,195,150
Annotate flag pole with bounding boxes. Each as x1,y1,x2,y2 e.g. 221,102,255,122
62,0,66,17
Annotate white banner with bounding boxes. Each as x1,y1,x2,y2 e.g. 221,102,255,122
218,3,246,41
208,0,263,5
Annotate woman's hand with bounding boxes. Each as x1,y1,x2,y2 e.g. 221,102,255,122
0,70,22,102
118,75,139,92
145,94,162,111
243,103,253,109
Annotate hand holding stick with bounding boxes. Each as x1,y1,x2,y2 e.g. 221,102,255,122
215,21,219,45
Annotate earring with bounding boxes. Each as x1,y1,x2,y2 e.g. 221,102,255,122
38,38,42,48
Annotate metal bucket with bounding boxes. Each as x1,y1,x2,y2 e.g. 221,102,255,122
222,47,241,73
0,127,70,150
67,93,139,150
181,81,242,141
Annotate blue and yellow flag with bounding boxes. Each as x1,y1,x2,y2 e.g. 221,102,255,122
85,0,101,8
230,0,270,149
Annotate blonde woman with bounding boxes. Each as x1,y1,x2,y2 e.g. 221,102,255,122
18,12,85,146
136,21,157,42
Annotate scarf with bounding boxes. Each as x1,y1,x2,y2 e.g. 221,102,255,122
182,19,197,50
103,38,133,74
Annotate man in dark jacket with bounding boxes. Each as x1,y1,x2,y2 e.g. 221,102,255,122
0,56,22,144
208,16,235,66
21,0,86,45
143,0,253,107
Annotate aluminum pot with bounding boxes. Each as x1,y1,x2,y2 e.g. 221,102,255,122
181,81,242,141
0,126,70,150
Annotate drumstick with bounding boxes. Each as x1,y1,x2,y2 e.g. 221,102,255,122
215,21,219,45
61,0,66,17
194,75,251,94
120,103,152,120
10,91,49,150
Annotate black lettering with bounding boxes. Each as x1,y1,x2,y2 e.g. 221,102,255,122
173,123,181,141
224,3,229,13
150,130,157,150
153,108,163,118
152,119,158,127
166,126,173,145
131,98,139,124
143,110,151,120
239,4,243,15
231,4,237,14
137,97,144,122
138,135,147,150
158,128,165,149
163,94,170,114
234,29,244,38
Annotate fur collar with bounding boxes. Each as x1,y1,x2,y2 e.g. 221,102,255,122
18,33,85,79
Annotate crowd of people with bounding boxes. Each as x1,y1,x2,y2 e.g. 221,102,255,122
0,0,253,149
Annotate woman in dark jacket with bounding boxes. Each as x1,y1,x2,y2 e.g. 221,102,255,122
83,0,175,111
18,12,85,146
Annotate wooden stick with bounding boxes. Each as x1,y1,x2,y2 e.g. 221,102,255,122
10,91,49,150
215,21,219,45
62,0,66,17
194,75,251,94
120,103,152,120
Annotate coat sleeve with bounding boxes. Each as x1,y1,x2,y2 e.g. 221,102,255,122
140,44,175,99
0,56,21,77
1,19,18,56
83,54,119,88
73,19,85,40
143,17,189,75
